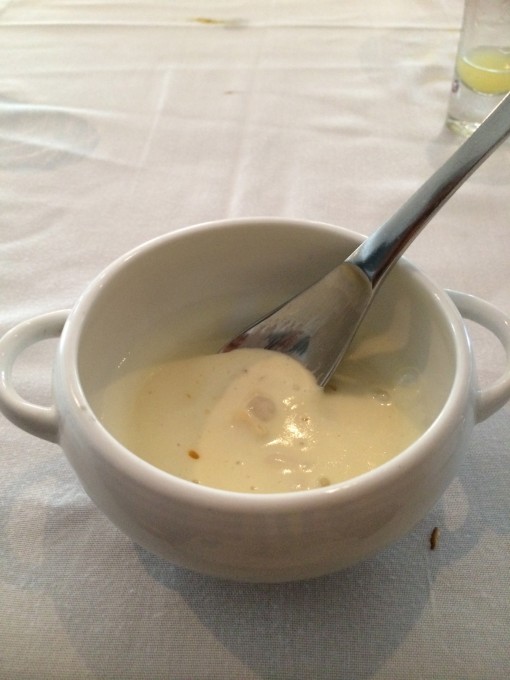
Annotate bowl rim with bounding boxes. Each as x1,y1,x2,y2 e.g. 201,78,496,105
58,217,473,513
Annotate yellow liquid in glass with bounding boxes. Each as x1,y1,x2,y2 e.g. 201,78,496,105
457,46,510,95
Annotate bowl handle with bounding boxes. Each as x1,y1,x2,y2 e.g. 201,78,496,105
0,310,69,443
447,290,510,423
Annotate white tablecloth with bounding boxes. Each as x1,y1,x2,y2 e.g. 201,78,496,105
1,1,509,678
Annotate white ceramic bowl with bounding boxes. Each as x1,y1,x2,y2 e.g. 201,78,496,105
1,218,510,582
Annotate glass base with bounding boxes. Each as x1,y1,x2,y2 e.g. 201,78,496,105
445,114,480,138
446,77,506,137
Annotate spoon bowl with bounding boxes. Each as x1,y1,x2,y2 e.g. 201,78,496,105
222,92,510,385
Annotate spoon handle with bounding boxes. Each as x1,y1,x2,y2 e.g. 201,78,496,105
349,91,510,288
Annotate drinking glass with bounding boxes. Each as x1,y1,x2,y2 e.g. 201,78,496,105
446,0,510,136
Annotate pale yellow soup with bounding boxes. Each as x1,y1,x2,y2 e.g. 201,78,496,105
99,320,431,493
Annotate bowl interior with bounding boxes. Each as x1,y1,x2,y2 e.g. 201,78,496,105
76,219,456,451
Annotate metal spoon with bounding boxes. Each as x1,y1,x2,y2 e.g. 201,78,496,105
221,92,510,386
